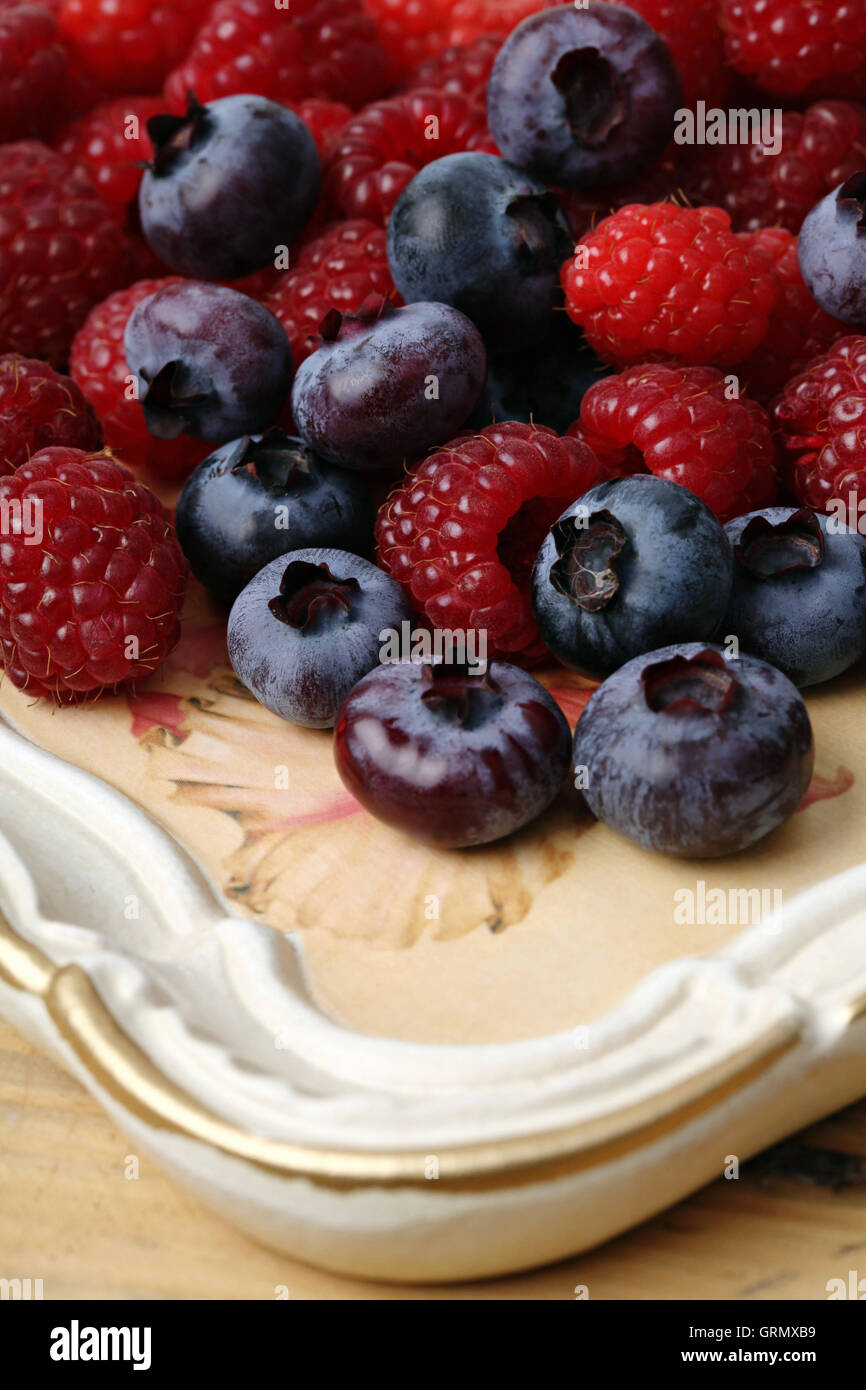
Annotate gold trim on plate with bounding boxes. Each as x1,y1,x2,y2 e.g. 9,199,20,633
0,909,806,1192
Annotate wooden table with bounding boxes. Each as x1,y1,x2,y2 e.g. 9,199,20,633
2,1017,865,1300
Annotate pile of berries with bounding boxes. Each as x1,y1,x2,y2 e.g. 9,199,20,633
1,0,864,860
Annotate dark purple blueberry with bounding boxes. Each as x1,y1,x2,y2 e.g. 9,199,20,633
798,172,866,326
573,643,814,857
175,431,375,607
530,475,733,679
722,506,866,687
139,94,320,281
467,314,612,434
124,281,292,444
486,4,681,190
386,152,573,350
334,660,571,847
290,297,486,472
227,547,412,728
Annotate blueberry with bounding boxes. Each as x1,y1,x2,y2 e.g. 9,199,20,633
386,152,573,350
486,4,681,189
227,548,412,728
334,660,572,848
573,643,814,857
467,314,612,434
722,507,866,687
139,94,320,281
290,296,486,471
798,172,866,326
531,475,733,679
176,430,375,607
124,281,292,445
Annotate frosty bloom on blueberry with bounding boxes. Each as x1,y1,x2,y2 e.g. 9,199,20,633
531,476,734,679
227,547,411,729
139,94,321,282
798,172,866,327
573,644,814,858
486,2,681,189
722,508,866,688
124,281,293,445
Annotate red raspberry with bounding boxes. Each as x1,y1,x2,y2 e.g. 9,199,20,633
681,100,866,235
287,98,354,162
737,227,846,405
0,2,67,141
326,88,495,225
557,157,684,243
719,0,866,100
0,448,187,703
773,337,866,513
264,220,400,367
0,141,135,367
54,96,164,216
164,0,389,114
69,279,209,483
375,422,604,663
570,364,778,523
0,354,102,477
404,35,502,99
361,0,452,80
58,0,212,95
561,201,779,369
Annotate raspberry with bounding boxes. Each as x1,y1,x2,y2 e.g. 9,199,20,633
0,354,102,477
54,96,164,216
719,0,866,100
58,0,212,95
361,0,452,80
737,227,846,404
0,141,135,367
403,35,502,99
0,448,187,702
0,2,67,141
69,279,209,483
375,421,604,663
287,98,354,163
570,364,778,523
164,0,389,114
557,157,684,243
561,201,780,369
326,88,495,225
681,100,866,235
773,337,866,513
264,219,400,367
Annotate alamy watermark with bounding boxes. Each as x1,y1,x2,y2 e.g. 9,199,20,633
0,496,42,545
379,621,488,676
674,880,783,929
674,102,783,156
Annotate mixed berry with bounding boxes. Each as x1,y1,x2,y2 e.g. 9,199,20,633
1,0,865,861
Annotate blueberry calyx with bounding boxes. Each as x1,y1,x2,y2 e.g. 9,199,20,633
147,93,211,177
140,358,214,438
642,649,738,717
836,171,866,234
506,192,574,269
228,430,316,492
549,509,627,611
419,663,502,729
552,47,627,147
268,559,359,632
318,293,393,345
734,509,825,579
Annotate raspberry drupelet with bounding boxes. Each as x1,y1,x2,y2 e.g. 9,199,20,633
0,449,187,702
